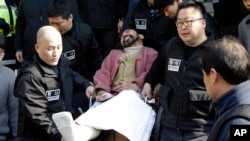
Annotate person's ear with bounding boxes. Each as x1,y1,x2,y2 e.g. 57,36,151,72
35,44,39,52
201,18,206,30
138,34,144,40
210,68,218,84
69,14,73,22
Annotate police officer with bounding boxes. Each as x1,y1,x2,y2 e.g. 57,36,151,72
14,0,80,70
47,0,103,116
14,26,94,141
121,0,174,51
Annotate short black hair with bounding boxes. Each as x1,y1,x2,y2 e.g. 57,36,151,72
202,35,250,85
154,0,174,10
177,0,206,19
0,35,5,50
47,0,72,19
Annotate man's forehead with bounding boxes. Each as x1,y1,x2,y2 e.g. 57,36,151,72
123,29,137,34
177,17,196,20
177,8,201,19
125,29,135,32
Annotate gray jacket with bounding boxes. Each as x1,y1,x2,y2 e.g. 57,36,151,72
209,80,250,141
238,14,250,53
0,64,18,140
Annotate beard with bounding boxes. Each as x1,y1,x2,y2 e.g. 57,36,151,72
123,35,139,48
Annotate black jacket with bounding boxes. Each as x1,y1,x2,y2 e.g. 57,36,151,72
78,0,129,29
14,55,91,141
14,0,80,61
122,1,174,51
213,0,245,26
145,36,216,131
62,21,103,79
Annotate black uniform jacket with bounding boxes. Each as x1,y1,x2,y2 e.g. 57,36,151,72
14,55,91,141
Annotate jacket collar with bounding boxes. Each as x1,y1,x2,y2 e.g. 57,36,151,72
33,55,58,77
34,54,70,78
213,80,250,117
246,19,250,24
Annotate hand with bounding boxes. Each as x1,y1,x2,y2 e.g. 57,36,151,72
95,92,113,102
117,20,124,33
111,81,130,93
153,83,162,98
85,85,94,98
141,83,153,99
16,51,24,62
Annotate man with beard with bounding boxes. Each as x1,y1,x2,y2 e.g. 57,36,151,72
120,0,174,52
94,29,157,101
91,28,157,141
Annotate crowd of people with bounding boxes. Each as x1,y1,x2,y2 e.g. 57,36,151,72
1,0,250,141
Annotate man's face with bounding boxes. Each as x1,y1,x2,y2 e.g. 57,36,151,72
162,1,179,19
243,0,250,11
49,14,73,35
176,7,205,45
36,33,62,66
120,29,140,48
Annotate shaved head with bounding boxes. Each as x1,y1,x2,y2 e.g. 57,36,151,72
35,26,63,66
36,25,62,44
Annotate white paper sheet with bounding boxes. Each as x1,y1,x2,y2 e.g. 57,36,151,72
75,90,156,141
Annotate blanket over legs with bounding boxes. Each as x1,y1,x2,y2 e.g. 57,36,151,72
75,90,156,141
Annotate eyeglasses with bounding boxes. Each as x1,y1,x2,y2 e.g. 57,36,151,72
175,18,203,28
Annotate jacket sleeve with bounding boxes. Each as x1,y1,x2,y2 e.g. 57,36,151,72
144,44,169,87
14,0,25,51
70,69,92,90
93,51,116,93
8,71,18,137
83,24,103,75
15,73,61,140
135,48,158,88
120,3,136,34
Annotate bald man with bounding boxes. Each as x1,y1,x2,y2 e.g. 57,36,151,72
14,26,94,141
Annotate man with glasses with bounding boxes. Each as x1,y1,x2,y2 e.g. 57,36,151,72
154,0,220,38
175,17,203,27
141,1,216,140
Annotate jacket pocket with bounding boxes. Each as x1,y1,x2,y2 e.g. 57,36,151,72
158,85,171,112
187,90,213,117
